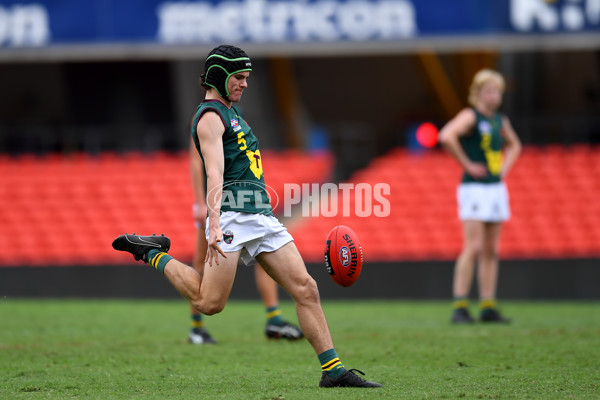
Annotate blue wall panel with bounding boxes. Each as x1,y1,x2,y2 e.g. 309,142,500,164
0,0,598,47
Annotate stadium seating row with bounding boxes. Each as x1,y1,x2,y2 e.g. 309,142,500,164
0,145,598,266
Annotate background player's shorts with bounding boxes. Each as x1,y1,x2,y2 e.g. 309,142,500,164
457,182,510,222
205,211,293,266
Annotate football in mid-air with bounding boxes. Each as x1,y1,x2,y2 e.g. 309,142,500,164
324,225,363,287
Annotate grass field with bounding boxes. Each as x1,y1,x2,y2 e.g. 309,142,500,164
1,299,599,399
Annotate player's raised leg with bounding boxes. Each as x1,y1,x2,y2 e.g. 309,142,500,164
184,249,240,315
112,233,240,316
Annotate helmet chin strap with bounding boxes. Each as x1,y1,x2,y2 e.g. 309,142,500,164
214,82,231,103
222,88,232,103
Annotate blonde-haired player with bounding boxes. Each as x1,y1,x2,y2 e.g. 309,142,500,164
439,69,521,323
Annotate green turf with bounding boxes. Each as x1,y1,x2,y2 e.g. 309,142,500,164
1,299,599,399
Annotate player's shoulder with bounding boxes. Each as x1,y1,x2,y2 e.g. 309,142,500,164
452,107,477,130
196,106,227,135
457,107,477,120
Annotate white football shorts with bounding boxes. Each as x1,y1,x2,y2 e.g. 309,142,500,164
205,211,293,265
457,182,511,222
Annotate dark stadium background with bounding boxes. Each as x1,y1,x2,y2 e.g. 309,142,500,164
1,0,598,299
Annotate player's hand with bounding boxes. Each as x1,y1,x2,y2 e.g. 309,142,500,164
465,161,488,179
206,225,227,267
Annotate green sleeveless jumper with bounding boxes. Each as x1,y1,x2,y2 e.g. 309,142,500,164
191,100,273,216
460,108,504,184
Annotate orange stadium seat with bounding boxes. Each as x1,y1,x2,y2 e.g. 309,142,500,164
0,150,334,266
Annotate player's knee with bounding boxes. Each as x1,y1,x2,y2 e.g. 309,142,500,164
192,300,226,316
463,240,483,258
482,244,499,259
202,304,225,316
293,276,320,306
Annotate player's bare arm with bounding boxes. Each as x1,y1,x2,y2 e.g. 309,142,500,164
196,111,227,266
499,115,522,179
439,108,487,179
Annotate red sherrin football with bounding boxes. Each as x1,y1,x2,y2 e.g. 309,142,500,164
324,225,363,287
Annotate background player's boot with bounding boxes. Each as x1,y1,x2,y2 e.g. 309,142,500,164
265,321,304,340
319,369,383,388
451,307,475,324
112,233,171,262
188,328,217,345
480,308,511,323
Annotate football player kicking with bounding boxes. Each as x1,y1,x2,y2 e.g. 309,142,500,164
113,45,381,388
187,140,303,344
